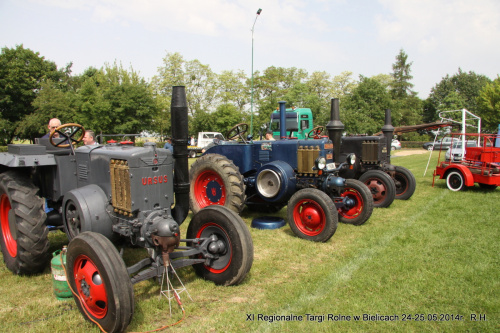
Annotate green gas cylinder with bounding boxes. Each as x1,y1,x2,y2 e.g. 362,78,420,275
51,246,72,300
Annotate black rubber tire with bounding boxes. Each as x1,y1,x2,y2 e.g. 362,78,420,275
63,199,82,241
189,154,245,214
186,206,254,286
359,170,396,208
478,183,498,190
189,150,197,158
446,170,466,191
66,232,134,333
0,171,49,275
337,179,374,226
394,166,417,200
287,188,338,242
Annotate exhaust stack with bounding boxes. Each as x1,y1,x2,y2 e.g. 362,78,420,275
326,98,344,164
381,108,395,163
171,86,190,225
279,101,287,139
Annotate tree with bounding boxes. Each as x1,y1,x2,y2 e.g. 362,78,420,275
252,66,308,134
387,49,422,128
477,76,500,132
340,76,393,135
23,80,79,141
332,71,358,97
216,70,248,112
152,52,218,123
390,49,415,99
76,63,158,139
0,45,66,143
428,69,491,120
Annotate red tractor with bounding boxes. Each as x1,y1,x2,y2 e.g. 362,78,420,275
433,132,500,191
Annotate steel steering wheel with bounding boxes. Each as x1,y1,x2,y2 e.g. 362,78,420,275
226,123,249,141
307,126,325,139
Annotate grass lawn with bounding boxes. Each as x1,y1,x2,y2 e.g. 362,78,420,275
0,150,498,332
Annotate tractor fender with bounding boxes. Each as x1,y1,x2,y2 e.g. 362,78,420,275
441,164,475,187
255,161,296,203
62,185,115,239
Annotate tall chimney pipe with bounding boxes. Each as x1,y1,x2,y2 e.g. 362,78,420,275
171,86,190,225
381,108,395,163
279,101,287,139
326,98,344,164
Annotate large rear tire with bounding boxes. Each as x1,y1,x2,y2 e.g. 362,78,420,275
189,154,245,214
394,166,416,200
66,232,134,333
0,171,49,275
186,206,253,286
287,188,337,242
359,170,396,208
336,179,374,226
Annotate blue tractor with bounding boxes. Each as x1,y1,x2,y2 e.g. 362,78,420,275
189,101,374,243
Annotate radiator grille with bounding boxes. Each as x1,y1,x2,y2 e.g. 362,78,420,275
297,145,320,175
110,159,132,216
361,141,379,164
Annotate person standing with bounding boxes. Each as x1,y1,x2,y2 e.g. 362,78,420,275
163,137,173,152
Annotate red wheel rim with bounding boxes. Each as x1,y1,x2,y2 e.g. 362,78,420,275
196,223,232,273
0,194,16,257
292,199,325,236
194,171,226,208
364,178,387,204
73,255,108,319
337,188,363,219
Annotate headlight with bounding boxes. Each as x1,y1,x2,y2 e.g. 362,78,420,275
315,157,327,170
346,153,356,165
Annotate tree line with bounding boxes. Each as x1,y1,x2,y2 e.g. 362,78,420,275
1,44,498,145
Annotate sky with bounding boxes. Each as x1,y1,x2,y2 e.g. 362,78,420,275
1,0,499,100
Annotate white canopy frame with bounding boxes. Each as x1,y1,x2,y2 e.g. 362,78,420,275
424,109,481,176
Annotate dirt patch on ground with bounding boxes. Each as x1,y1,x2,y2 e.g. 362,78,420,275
393,149,429,156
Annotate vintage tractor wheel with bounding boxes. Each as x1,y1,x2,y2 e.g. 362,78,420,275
189,154,245,214
186,206,254,286
394,166,417,200
287,188,337,242
359,170,396,208
63,199,82,240
336,179,374,226
66,232,134,333
0,171,49,275
446,170,466,191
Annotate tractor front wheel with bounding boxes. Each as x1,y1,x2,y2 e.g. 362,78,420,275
66,232,134,333
189,154,245,214
336,179,374,226
359,170,396,208
287,188,337,242
394,166,416,200
187,206,253,286
0,171,49,275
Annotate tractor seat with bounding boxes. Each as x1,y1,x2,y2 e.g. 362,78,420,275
34,138,72,155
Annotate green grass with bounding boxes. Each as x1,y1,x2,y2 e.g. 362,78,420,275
0,150,498,332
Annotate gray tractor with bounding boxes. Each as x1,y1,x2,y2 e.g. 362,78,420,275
0,86,253,333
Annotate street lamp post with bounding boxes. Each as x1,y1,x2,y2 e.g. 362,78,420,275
250,8,262,136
